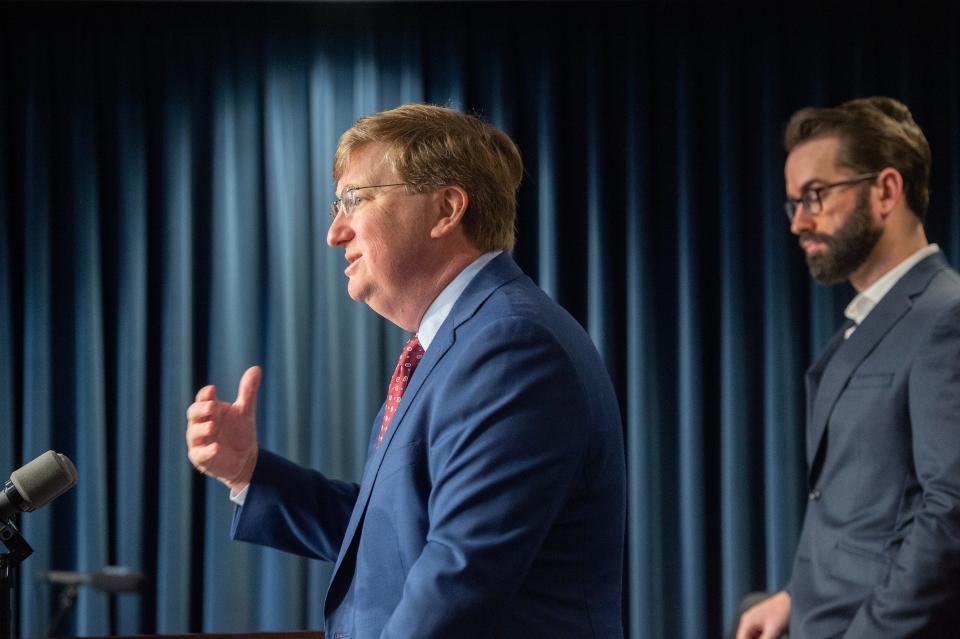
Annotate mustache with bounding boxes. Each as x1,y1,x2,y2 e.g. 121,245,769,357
798,231,834,248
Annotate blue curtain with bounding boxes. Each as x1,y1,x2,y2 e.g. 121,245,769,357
2,3,959,637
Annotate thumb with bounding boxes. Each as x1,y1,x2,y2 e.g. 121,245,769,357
235,365,262,415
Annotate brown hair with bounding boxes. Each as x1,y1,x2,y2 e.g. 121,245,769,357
334,104,523,251
784,96,931,219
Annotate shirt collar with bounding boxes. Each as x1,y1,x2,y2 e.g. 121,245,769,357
416,251,501,351
843,243,939,333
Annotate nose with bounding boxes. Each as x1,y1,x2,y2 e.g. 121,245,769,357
790,206,815,236
327,212,354,247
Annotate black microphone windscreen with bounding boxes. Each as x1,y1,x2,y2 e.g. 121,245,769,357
10,451,78,511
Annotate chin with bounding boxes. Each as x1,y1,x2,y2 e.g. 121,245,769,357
346,279,370,303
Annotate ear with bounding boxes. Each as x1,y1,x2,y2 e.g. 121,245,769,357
430,186,470,239
874,167,904,220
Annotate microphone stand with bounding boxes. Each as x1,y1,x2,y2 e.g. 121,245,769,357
45,584,78,639
0,518,33,639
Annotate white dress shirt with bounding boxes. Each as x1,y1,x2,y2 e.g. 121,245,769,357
843,244,939,339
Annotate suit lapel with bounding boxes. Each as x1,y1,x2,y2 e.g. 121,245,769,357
806,252,948,477
806,301,910,468
804,325,848,458
325,253,524,606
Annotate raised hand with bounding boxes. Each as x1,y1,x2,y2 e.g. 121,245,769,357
185,366,262,493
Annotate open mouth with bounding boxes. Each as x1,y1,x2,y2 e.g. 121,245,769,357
344,253,361,274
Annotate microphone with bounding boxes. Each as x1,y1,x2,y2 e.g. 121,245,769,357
0,450,78,522
41,566,145,593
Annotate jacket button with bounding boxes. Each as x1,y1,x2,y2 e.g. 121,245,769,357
809,489,821,500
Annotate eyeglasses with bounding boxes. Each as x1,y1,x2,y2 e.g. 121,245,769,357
329,183,409,220
784,172,879,222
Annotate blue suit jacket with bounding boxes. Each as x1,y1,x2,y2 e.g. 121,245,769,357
789,251,960,637
233,253,626,638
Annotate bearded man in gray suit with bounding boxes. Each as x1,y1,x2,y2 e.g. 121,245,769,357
737,97,960,638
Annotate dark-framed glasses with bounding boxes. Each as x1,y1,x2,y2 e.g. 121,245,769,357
784,172,879,222
329,183,409,220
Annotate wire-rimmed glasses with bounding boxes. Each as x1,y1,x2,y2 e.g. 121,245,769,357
329,183,409,220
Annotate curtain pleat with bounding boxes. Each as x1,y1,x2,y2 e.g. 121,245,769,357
718,37,753,625
0,44,13,517
20,36,56,637
113,28,149,636
66,31,111,635
155,28,200,633
673,41,709,638
624,33,667,639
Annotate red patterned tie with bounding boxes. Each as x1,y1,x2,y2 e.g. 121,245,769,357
377,335,425,447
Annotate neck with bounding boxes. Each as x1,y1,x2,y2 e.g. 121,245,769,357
392,247,483,332
849,225,928,292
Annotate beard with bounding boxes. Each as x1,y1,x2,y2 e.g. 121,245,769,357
799,188,882,285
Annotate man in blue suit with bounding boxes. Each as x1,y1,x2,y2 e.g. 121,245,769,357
186,104,626,638
737,97,960,638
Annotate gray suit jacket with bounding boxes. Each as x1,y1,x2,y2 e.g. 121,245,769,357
789,250,960,638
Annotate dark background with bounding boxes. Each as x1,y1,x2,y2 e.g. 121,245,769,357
2,2,959,637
